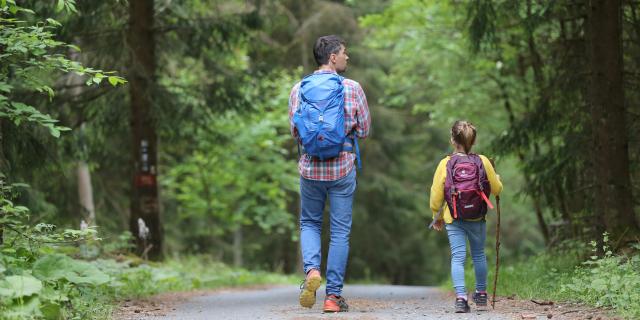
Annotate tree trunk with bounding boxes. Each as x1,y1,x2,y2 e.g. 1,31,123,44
128,0,163,260
587,0,640,245
68,47,97,227
77,160,96,225
233,227,243,267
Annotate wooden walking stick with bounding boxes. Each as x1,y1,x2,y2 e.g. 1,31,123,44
491,195,501,309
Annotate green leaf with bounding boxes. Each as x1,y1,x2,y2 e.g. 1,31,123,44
0,275,43,298
4,296,42,318
0,82,12,93
33,254,110,285
40,286,68,302
108,76,125,86
93,73,104,84
65,261,110,285
67,44,81,52
56,0,64,12
40,302,61,319
33,254,70,281
48,126,60,138
45,18,61,27
17,7,34,14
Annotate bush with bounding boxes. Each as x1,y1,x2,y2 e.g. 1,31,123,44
470,235,640,319
561,234,640,319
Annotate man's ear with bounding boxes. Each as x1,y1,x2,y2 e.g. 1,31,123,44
329,53,337,65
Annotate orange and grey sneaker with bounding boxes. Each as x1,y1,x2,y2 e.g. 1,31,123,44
299,269,322,308
323,294,349,313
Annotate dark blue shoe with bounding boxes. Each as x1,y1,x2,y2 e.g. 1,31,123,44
473,291,488,306
455,298,470,313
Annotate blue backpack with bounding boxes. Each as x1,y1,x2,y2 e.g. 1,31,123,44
293,72,361,168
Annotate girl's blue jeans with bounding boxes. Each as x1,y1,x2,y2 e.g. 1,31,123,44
299,169,356,296
445,219,488,297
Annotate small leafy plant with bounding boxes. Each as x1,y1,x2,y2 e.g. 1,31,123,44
0,180,110,319
561,233,640,319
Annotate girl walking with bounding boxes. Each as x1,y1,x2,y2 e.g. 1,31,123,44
430,120,503,313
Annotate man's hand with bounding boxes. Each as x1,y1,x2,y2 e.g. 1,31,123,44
432,219,444,231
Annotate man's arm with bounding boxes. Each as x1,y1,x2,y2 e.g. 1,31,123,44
288,83,300,139
354,83,371,139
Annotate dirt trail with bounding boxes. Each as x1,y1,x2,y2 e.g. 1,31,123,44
115,284,618,320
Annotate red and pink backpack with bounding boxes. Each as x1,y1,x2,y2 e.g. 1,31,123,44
444,153,494,220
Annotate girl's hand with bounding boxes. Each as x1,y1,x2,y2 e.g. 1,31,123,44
433,219,444,231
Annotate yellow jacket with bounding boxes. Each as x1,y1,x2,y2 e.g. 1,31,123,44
430,154,503,224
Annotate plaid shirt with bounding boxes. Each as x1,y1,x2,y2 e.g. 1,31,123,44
289,71,371,181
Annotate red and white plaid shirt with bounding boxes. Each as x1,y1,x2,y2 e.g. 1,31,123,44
289,70,371,181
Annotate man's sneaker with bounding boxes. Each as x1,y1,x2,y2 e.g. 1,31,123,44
299,269,322,308
455,298,471,313
323,294,349,313
473,291,488,306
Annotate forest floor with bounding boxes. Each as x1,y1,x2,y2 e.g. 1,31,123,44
113,284,621,320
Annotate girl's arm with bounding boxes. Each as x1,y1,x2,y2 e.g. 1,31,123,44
430,157,449,219
480,155,503,196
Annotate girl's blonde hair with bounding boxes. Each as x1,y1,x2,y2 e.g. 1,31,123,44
451,120,476,153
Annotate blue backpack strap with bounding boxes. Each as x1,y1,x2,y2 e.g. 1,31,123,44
296,89,303,160
354,137,361,170
343,136,362,170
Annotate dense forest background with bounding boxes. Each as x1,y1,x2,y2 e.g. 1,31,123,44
2,1,640,314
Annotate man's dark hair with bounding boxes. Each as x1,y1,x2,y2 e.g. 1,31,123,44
313,35,346,66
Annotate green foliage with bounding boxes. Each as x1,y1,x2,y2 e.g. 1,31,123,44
479,236,640,319
33,254,109,285
0,275,43,298
161,70,299,247
360,0,510,135
96,256,296,300
561,235,640,319
0,2,129,318
486,247,580,300
0,0,125,137
459,0,640,243
0,180,107,318
1,177,293,319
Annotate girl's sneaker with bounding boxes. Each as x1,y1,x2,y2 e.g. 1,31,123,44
455,298,471,313
473,291,488,306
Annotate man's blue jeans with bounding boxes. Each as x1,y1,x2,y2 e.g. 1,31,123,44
445,220,488,297
299,169,356,296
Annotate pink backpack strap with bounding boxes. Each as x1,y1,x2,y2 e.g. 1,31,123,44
452,193,458,219
478,190,494,209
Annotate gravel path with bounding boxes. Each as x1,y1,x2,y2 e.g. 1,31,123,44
140,284,512,320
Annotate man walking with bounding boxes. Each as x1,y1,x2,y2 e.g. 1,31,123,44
288,35,371,313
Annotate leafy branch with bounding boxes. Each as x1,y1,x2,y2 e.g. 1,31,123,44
0,0,126,138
